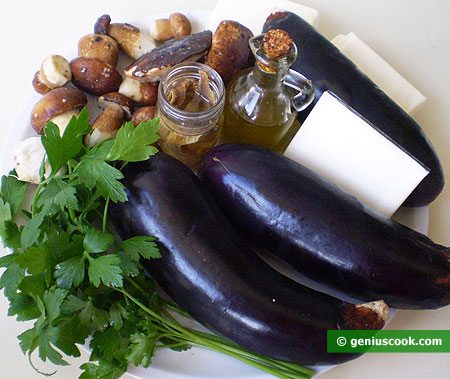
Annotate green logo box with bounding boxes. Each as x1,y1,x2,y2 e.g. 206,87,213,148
327,330,450,353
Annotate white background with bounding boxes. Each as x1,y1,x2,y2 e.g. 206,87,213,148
0,0,449,378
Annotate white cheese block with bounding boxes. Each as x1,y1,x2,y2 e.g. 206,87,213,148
284,91,430,217
208,0,319,35
332,32,427,115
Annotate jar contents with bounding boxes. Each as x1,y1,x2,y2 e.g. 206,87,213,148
221,29,314,153
158,62,225,170
167,71,216,112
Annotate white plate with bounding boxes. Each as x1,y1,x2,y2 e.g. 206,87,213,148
0,9,430,379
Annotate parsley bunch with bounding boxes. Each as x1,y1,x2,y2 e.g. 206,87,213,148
0,110,313,379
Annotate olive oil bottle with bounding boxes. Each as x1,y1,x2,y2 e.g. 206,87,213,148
220,30,314,153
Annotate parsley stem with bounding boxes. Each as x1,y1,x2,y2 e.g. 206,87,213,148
30,173,71,216
31,175,54,216
155,342,189,350
187,329,314,377
102,197,110,233
161,301,313,377
186,340,309,379
161,300,195,320
67,161,73,175
118,288,312,379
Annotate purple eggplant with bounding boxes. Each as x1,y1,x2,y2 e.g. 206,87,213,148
263,12,444,207
109,152,388,365
198,144,450,310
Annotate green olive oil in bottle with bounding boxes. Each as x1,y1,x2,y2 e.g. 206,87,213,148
220,30,314,153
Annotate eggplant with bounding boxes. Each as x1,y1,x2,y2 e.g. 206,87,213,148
263,12,444,207
109,152,388,366
198,144,450,310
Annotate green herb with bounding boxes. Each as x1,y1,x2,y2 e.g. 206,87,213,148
0,110,314,379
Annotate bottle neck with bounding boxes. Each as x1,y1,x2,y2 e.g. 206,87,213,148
252,61,289,90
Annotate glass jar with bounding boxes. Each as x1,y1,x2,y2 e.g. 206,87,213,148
221,33,315,153
157,62,225,170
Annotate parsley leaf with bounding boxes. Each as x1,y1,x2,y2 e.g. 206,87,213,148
75,159,127,203
80,360,126,379
106,119,159,162
88,255,122,288
18,327,39,355
0,258,25,300
62,295,86,313
41,108,90,174
15,246,50,275
38,326,69,366
0,220,21,250
120,236,161,261
37,178,79,211
126,331,158,368
8,292,41,321
53,315,90,357
78,299,109,332
19,275,46,300
1,173,27,216
43,287,68,324
55,256,86,289
84,229,115,254
0,198,15,247
20,211,45,250
109,303,126,331
117,251,139,278
90,328,121,362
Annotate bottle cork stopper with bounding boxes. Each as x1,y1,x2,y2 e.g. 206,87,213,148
263,29,293,59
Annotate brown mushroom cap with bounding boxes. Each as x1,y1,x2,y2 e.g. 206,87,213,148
32,71,51,95
94,14,111,35
70,56,123,96
98,92,134,120
78,34,120,67
31,87,87,134
150,19,174,42
169,13,192,39
131,106,157,125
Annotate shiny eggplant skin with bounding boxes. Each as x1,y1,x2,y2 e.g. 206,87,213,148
109,152,387,366
198,144,450,310
263,12,444,207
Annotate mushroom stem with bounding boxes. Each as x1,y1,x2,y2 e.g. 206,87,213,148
85,103,124,146
50,109,81,135
119,77,158,106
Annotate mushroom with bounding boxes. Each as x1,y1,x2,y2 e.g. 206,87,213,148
40,55,72,88
85,103,124,146
78,33,120,67
124,31,212,83
32,71,51,95
169,13,192,39
150,13,192,42
70,56,122,96
32,55,72,94
131,105,157,125
107,22,156,59
150,19,173,42
13,137,50,184
118,77,158,106
31,87,87,135
98,92,134,120
94,14,111,35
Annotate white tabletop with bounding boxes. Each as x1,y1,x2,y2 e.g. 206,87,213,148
0,1,449,378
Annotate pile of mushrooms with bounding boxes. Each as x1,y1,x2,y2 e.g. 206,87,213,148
15,12,193,183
